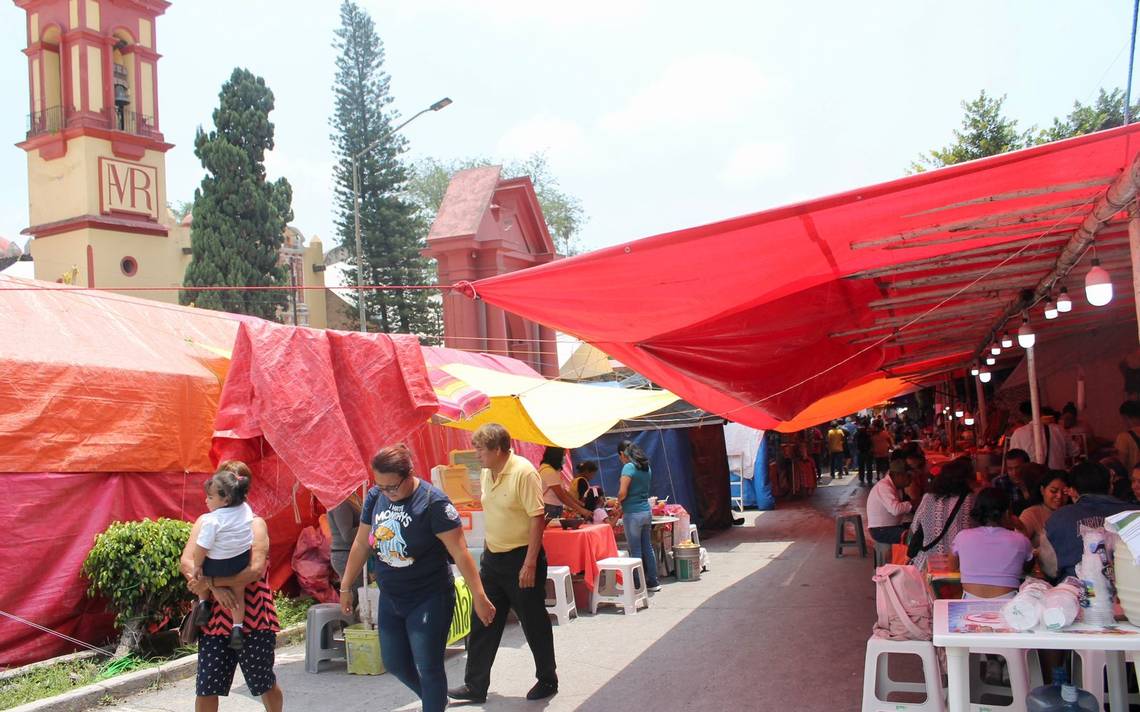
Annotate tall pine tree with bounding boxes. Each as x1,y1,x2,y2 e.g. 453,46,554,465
912,91,1032,172
331,0,438,338
181,68,294,319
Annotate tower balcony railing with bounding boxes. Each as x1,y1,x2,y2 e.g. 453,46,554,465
27,106,158,139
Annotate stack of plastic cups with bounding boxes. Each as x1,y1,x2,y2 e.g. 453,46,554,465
1041,578,1082,630
1002,578,1051,631
1076,527,1115,627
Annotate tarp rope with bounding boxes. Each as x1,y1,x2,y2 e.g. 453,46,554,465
0,609,114,657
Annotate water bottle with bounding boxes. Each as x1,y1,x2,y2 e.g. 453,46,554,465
1027,668,1099,711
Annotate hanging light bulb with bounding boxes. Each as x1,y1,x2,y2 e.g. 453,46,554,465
964,412,975,426
990,341,1002,356
979,367,992,383
954,406,965,418
1001,332,1013,349
1056,286,1072,313
970,364,980,377
986,355,996,366
1017,314,1036,349
1085,258,1113,307
1044,297,1058,320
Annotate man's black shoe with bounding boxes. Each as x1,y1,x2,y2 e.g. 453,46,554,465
447,685,487,703
526,681,558,701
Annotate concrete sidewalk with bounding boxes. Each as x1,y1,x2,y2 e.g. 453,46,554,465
97,475,874,711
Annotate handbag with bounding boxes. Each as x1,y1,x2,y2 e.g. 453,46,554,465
906,494,966,560
178,607,200,646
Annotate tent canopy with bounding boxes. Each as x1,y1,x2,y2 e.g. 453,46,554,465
467,125,1140,428
434,363,679,448
0,275,242,473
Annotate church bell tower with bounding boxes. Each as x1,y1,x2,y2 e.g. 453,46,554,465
14,0,189,301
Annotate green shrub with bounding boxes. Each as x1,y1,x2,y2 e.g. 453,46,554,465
81,518,194,632
273,592,315,628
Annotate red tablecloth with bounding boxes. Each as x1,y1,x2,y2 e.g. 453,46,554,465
542,523,618,591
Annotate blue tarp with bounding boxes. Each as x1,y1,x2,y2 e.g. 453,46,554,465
728,438,775,511
570,429,702,525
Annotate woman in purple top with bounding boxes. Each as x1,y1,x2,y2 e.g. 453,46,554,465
950,487,1033,599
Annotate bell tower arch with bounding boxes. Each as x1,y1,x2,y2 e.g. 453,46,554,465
13,0,189,301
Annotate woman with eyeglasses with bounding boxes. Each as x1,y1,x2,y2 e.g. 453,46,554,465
340,445,495,712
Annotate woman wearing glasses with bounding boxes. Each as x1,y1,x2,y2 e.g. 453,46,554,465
340,445,495,712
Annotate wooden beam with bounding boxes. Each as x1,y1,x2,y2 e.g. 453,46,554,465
901,177,1115,218
885,258,1057,290
868,279,1029,309
850,197,1093,250
845,244,1066,281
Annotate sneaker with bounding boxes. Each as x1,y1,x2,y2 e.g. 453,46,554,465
526,680,559,701
447,685,487,703
648,585,662,593
192,599,212,627
228,626,245,650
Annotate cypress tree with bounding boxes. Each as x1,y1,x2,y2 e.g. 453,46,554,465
181,68,294,320
330,0,438,338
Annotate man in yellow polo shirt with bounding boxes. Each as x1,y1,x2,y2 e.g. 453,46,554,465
448,423,558,703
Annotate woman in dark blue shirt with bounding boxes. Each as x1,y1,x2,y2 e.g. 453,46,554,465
617,440,661,592
340,445,494,712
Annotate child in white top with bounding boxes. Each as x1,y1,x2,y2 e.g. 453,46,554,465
191,462,254,650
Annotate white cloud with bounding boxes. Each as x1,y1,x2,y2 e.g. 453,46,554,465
600,53,772,135
718,141,791,190
495,116,593,168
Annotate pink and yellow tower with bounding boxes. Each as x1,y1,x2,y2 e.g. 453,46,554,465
13,0,192,301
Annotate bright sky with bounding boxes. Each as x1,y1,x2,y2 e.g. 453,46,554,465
0,1,1136,256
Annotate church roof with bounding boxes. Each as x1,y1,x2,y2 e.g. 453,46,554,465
427,165,502,241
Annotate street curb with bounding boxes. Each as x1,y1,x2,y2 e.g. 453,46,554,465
7,622,306,712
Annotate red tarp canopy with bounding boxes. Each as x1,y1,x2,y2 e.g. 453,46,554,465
468,125,1140,427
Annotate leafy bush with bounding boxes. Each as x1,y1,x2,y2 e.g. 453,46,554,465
273,592,315,628
82,518,194,632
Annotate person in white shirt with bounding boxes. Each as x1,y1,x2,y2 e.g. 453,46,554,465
1008,401,1071,471
867,459,914,543
190,462,255,650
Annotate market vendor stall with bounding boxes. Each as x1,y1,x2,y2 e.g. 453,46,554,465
542,522,618,591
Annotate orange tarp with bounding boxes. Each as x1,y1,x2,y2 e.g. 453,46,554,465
0,276,242,473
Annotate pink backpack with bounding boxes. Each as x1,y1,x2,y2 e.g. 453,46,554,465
872,564,933,640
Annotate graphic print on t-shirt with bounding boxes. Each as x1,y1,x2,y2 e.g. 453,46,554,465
370,507,413,568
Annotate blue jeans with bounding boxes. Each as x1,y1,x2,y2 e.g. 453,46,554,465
377,587,455,712
623,510,660,588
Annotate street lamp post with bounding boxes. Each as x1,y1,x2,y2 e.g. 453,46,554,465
352,97,452,332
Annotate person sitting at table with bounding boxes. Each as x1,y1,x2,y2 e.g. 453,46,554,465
617,440,661,593
992,449,1034,516
908,456,976,571
1018,470,1068,581
950,487,1034,599
572,461,606,513
1045,461,1133,579
866,459,913,545
538,447,593,521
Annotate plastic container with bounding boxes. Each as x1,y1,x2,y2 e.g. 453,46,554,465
344,623,385,675
1027,668,1097,711
673,543,701,582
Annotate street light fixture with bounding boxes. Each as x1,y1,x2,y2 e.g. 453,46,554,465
351,97,453,332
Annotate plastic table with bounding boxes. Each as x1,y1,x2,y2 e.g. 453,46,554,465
542,523,618,591
933,598,1140,712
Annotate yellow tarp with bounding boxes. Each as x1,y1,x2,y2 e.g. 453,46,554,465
439,363,679,448
774,376,919,433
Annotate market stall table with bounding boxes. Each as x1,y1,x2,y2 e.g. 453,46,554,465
542,523,618,591
933,598,1140,712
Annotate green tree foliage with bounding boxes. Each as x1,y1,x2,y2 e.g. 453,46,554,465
181,68,293,320
912,91,1033,171
330,0,438,338
82,518,194,652
1039,88,1140,142
407,153,587,256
